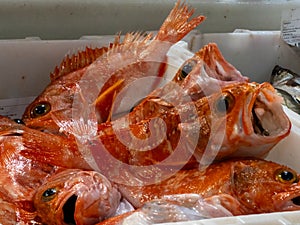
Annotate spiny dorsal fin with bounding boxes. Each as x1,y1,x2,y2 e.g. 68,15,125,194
107,32,153,56
50,32,153,82
50,46,109,81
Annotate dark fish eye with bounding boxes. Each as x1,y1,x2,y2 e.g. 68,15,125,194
42,188,57,202
275,169,299,184
179,60,197,80
30,102,51,118
14,119,24,124
215,92,235,114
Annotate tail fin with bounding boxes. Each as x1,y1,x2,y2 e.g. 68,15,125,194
156,1,206,42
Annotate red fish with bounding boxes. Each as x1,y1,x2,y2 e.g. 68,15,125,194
0,116,58,224
22,1,206,132
88,82,291,167
123,42,249,124
33,169,124,225
115,158,300,219
19,81,291,185
92,158,300,225
0,116,129,224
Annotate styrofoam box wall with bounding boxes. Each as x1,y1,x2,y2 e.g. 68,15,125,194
0,31,300,224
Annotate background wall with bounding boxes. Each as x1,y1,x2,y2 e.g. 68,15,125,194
0,0,299,40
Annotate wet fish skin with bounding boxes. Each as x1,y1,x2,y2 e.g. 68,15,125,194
117,158,300,214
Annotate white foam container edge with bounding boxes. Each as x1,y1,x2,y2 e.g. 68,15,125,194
0,31,300,224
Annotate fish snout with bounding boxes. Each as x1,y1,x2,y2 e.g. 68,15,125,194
273,182,300,211
66,171,121,225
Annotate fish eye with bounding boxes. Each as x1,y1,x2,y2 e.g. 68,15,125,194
179,60,197,80
42,188,57,202
275,169,299,184
30,102,51,118
215,92,235,114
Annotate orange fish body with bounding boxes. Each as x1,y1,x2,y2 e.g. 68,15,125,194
20,81,290,182
93,158,300,225
22,1,205,132
118,158,300,216
0,116,59,224
91,82,291,167
33,169,123,225
22,82,291,172
0,116,124,224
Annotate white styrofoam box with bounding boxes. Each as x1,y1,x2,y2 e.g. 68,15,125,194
0,31,300,224
160,211,300,225
267,106,300,173
0,37,115,99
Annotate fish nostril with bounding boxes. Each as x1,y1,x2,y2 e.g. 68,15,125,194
14,119,25,125
63,195,77,225
292,196,300,205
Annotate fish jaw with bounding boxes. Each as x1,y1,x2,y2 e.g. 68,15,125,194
227,82,291,158
272,182,300,212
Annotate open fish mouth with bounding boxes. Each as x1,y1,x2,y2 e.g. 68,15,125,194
252,107,270,136
62,194,77,225
291,196,300,206
278,195,300,211
249,83,291,138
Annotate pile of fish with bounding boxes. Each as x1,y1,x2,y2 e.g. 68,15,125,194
1,1,300,225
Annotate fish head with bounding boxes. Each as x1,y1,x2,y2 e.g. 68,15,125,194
33,169,121,225
172,43,249,100
231,159,300,214
206,82,291,160
270,65,295,86
22,71,84,135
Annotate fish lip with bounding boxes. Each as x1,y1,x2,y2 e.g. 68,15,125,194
245,82,291,140
0,127,24,136
273,185,300,211
55,171,120,225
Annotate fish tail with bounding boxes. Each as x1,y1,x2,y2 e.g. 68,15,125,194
155,0,206,42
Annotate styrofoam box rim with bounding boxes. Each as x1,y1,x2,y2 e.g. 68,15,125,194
159,211,300,225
